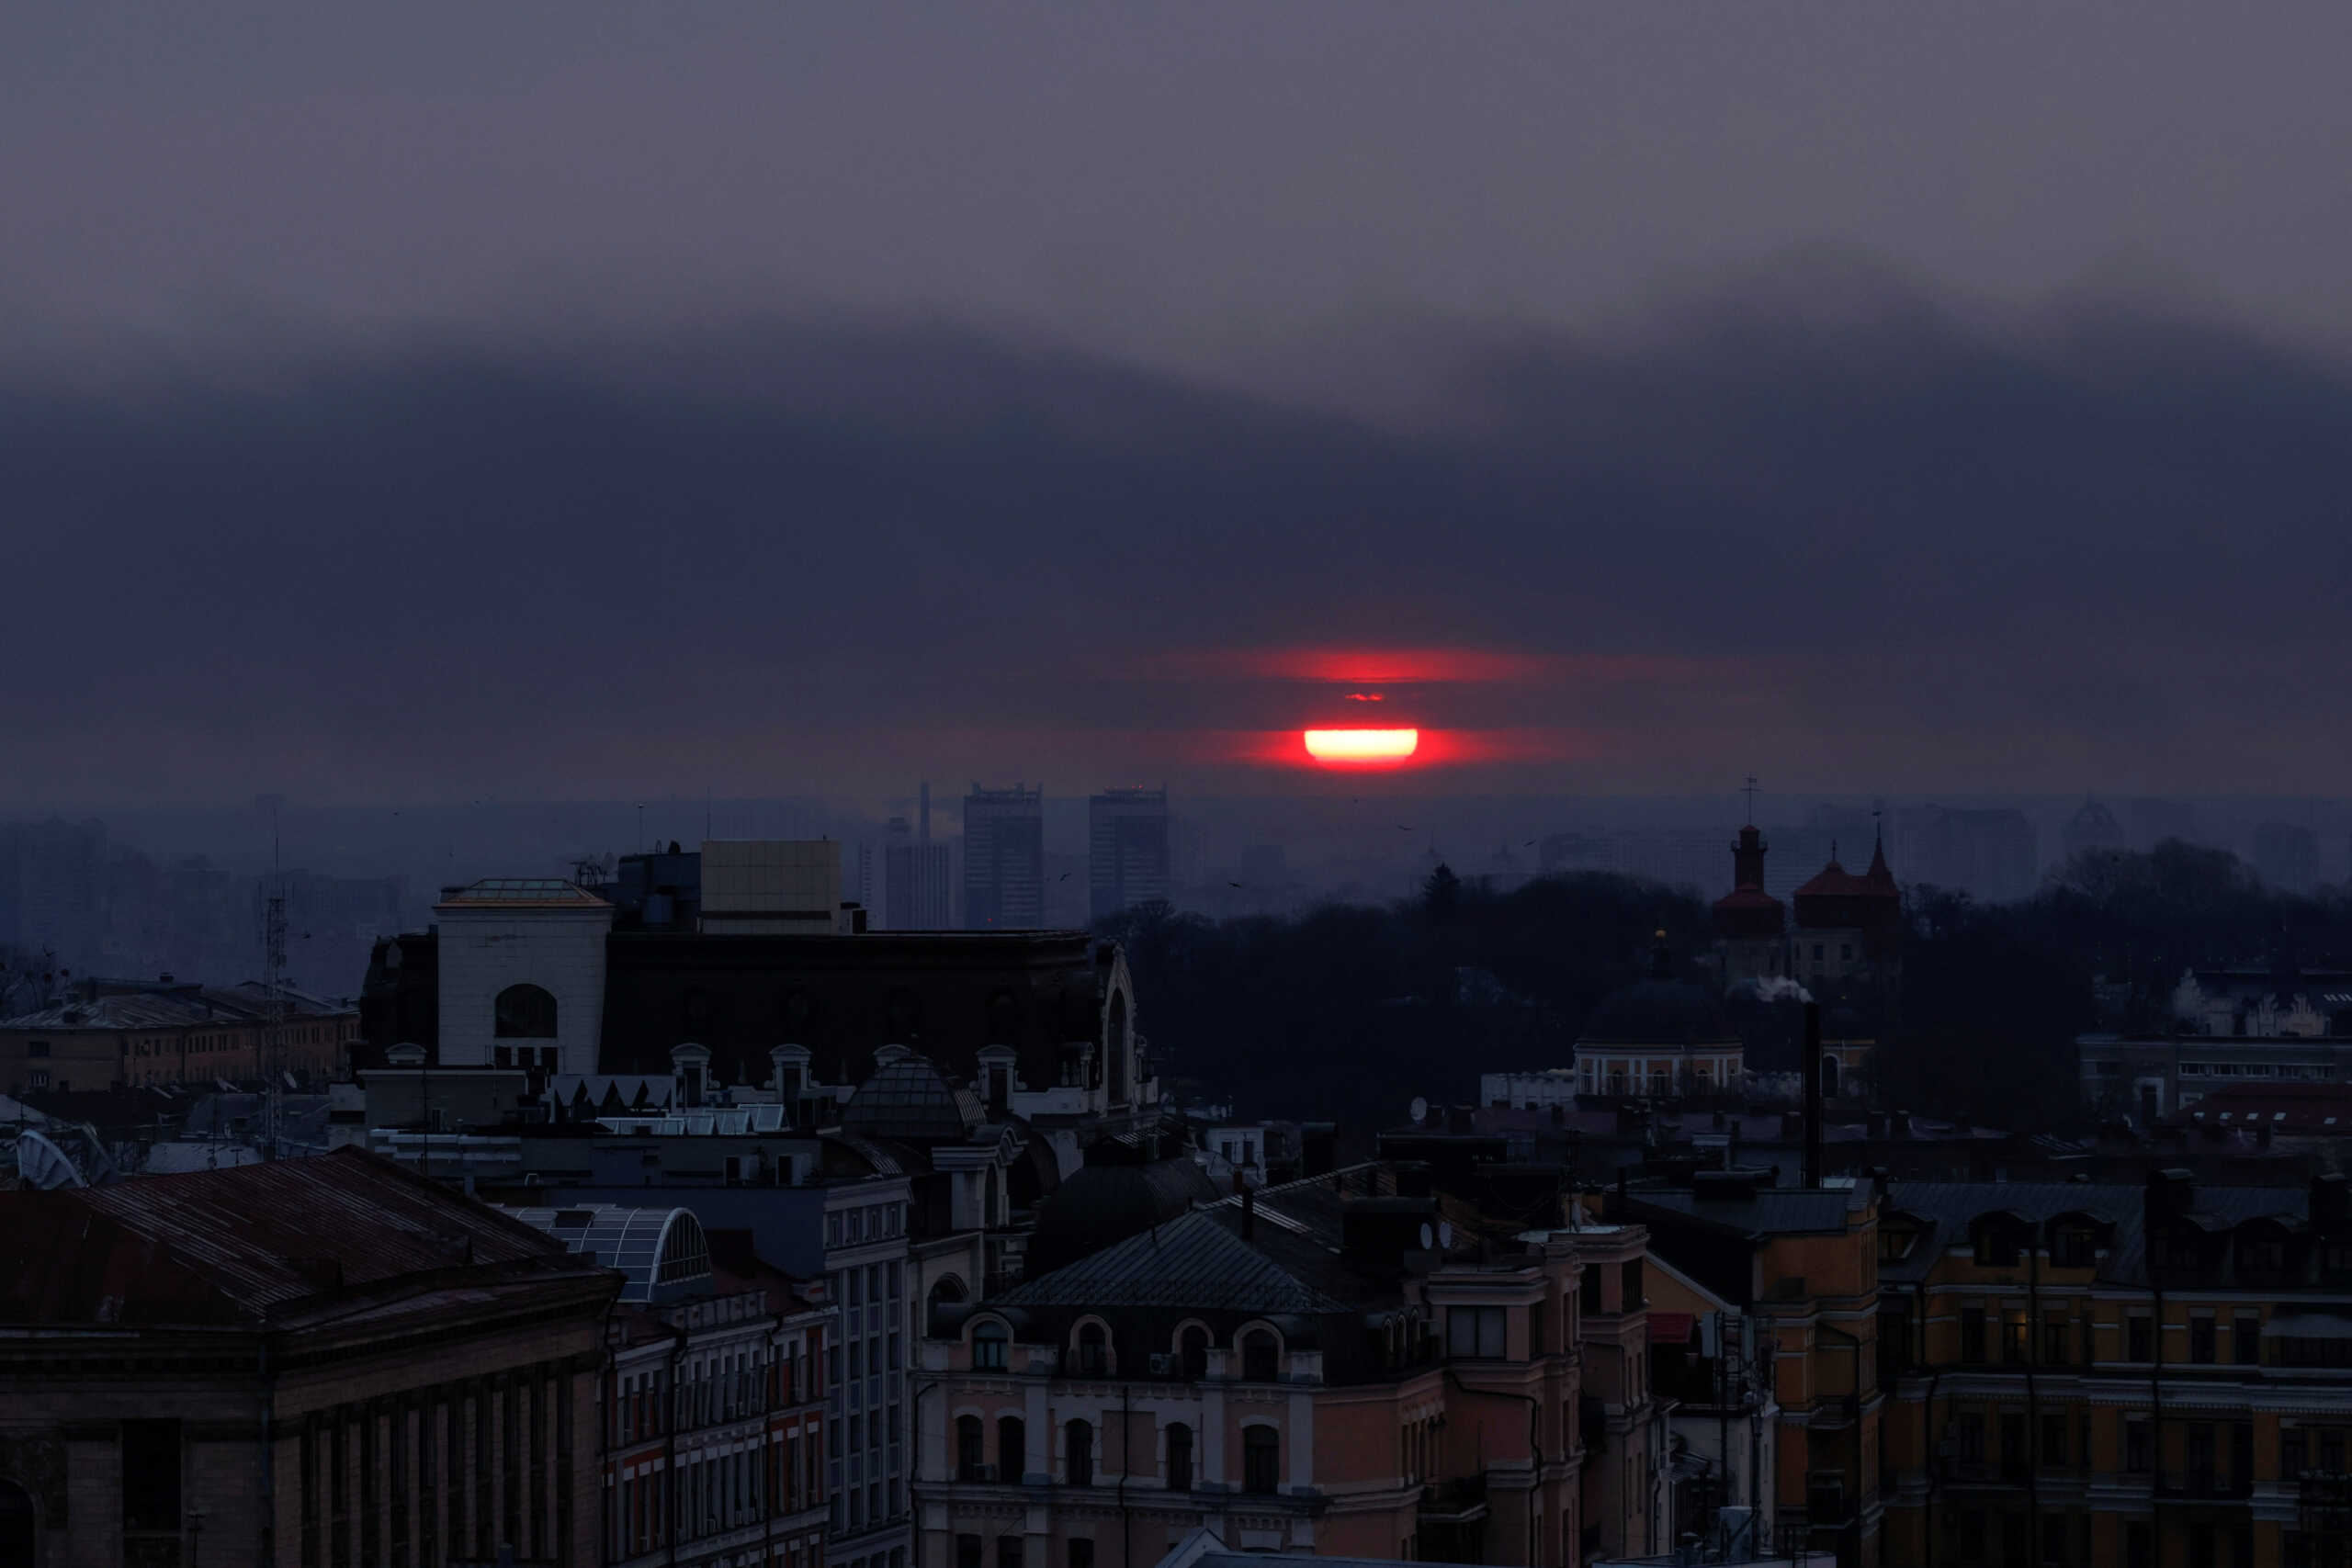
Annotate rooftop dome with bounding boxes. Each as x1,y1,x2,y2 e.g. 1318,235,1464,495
1578,934,1737,1046
842,1051,988,1142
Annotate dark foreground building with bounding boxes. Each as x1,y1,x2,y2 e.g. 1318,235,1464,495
0,1147,619,1567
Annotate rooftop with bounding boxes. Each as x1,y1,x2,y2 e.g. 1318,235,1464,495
0,1146,610,1326
435,878,609,909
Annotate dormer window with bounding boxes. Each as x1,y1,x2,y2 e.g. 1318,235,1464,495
974,1321,1009,1371
2052,1226,2095,1269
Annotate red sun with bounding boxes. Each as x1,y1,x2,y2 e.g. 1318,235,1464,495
1303,728,1420,765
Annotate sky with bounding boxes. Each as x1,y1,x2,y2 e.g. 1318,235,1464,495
6,3,2352,808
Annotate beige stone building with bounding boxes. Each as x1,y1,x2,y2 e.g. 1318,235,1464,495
0,1146,619,1566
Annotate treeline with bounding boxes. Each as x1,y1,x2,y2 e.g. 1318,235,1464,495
1102,841,2352,1141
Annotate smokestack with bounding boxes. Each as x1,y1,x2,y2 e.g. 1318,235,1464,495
1803,1000,1824,1189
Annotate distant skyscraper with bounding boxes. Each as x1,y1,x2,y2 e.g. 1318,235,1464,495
2254,821,2321,894
1089,786,1171,920
2061,797,2127,863
883,785,954,930
963,784,1045,929
1894,805,2038,903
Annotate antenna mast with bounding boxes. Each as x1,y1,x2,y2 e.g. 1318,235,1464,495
260,799,288,1159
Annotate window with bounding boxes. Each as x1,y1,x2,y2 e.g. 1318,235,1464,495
2125,1523,2153,1568
1448,1307,1507,1360
493,983,559,1038
1961,1306,1986,1363
1956,1414,1986,1465
1068,1542,1093,1568
121,1419,181,1532
1179,1326,1209,1381
2128,1314,2153,1362
1243,1427,1281,1495
1973,1224,2020,1268
959,1543,984,1568
999,1417,1025,1481
999,1538,1024,1568
2190,1317,2216,1365
2001,1314,2029,1364
1064,1421,1092,1487
1622,1258,1643,1307
2042,1319,2068,1365
2052,1226,2094,1268
1241,1329,1280,1381
1166,1424,1193,1493
2041,1415,2066,1471
974,1322,1008,1371
26,1041,48,1058
1581,1265,1600,1317
2125,1417,2151,1474
27,1070,47,1089
2233,1314,2262,1366
1075,1323,1109,1377
956,1416,984,1482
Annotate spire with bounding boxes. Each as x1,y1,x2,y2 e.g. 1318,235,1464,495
1867,830,1894,886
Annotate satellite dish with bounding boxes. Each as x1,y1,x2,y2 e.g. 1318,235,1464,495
1439,1222,1455,1248
1419,1223,1435,1249
1408,1096,1430,1124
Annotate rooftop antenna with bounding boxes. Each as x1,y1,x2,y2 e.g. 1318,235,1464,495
1741,776,1760,827
257,795,288,1160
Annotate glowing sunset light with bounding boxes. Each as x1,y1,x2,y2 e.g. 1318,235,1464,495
1304,728,1420,763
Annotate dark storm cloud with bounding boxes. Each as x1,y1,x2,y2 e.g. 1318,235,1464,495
6,266,2350,803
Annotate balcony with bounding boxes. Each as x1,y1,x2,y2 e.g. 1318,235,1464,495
2299,1472,2352,1534
2154,1471,2254,1503
1418,1475,1488,1526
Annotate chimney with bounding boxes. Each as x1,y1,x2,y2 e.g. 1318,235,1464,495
1241,1184,1255,1242
2316,1172,2351,1235
2145,1168,2196,1238
1341,1196,1439,1269
1802,1001,1824,1189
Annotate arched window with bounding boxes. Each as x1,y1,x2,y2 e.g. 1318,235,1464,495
974,1320,1009,1371
494,983,558,1038
999,1416,1026,1479
1075,1321,1109,1376
956,1415,985,1481
1179,1325,1210,1381
928,1276,967,1334
1242,1426,1281,1495
1166,1422,1193,1492
1820,1053,1841,1100
1065,1420,1093,1486
1241,1329,1279,1382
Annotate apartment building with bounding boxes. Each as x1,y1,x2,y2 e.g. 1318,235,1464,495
914,1163,1666,1568
1875,1170,2352,1568
1606,1172,1885,1567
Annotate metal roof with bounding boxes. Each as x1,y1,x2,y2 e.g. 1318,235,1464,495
496,1203,711,1302
842,1054,986,1142
436,878,607,908
1878,1179,2311,1286
3,1146,597,1324
993,1208,1357,1315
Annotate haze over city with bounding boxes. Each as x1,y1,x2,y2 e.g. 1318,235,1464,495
10,10,2352,1568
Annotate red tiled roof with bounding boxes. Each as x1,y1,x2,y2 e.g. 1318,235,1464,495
1648,1311,1698,1345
